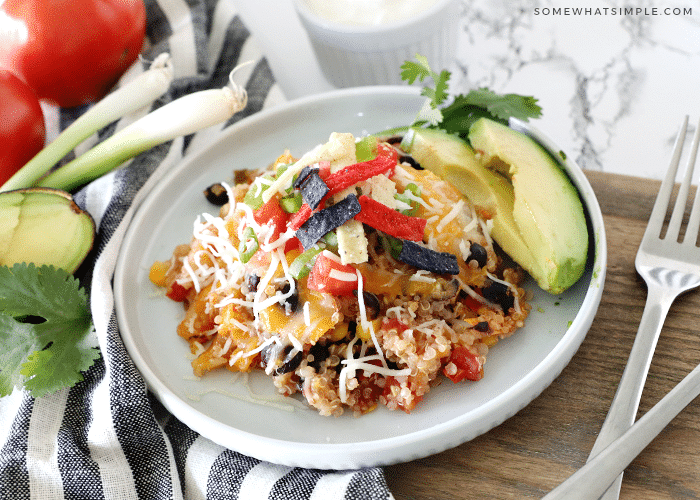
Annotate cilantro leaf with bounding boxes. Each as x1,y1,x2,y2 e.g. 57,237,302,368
400,55,433,84
448,88,542,122
401,55,451,108
400,55,543,142
0,263,98,398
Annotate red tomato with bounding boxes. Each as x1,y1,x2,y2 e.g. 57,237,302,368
0,0,146,108
253,198,290,242
0,70,45,186
307,252,359,296
444,345,483,383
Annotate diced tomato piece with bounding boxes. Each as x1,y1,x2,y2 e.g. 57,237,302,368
381,318,408,334
462,294,483,312
382,376,422,413
166,282,190,302
284,236,304,254
253,197,289,241
444,345,483,383
307,252,359,296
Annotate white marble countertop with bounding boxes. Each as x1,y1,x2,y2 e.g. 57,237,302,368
236,0,699,181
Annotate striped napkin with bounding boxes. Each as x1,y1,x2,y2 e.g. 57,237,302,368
0,1,394,498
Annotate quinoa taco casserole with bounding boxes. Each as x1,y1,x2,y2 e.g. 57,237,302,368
149,132,531,417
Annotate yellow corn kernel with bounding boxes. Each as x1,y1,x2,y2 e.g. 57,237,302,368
149,261,169,287
356,318,382,342
227,337,260,372
404,279,435,297
329,322,350,342
482,335,499,348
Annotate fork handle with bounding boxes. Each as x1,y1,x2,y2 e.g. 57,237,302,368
585,285,676,499
543,354,700,500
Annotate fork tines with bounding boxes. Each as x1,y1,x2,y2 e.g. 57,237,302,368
649,116,700,246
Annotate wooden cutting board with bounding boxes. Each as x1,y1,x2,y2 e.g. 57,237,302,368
385,171,700,500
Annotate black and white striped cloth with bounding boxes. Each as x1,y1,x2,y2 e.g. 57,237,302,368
0,1,394,498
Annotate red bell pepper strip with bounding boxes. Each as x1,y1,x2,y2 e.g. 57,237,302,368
288,144,398,232
307,251,359,296
287,203,314,230
253,197,289,241
324,143,398,198
444,345,483,383
318,160,331,179
355,195,426,241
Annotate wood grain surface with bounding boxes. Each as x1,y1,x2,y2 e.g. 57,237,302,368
385,171,700,500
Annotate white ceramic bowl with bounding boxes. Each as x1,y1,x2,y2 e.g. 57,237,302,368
292,0,460,87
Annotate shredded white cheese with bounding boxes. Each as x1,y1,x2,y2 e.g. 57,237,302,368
409,270,436,283
356,269,387,369
303,301,311,327
329,269,358,282
436,199,465,232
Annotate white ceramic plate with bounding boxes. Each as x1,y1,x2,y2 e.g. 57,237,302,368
114,86,607,469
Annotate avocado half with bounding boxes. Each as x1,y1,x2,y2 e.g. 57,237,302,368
0,188,96,273
400,121,588,294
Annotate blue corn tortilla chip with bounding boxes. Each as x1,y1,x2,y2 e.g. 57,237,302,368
398,240,460,275
299,171,329,210
296,194,361,250
293,166,319,189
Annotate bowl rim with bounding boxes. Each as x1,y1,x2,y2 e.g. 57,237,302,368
292,0,458,37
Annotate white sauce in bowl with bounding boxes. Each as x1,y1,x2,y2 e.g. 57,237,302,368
300,0,441,26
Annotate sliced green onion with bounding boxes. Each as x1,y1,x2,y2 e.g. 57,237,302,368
396,182,422,216
289,245,324,279
32,64,250,192
355,135,379,162
322,230,338,249
243,174,274,210
276,163,291,176
1,54,175,193
280,192,303,213
238,227,259,263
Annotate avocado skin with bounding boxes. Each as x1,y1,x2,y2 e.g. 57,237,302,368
401,122,588,294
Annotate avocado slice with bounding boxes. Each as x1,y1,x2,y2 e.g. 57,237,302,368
400,122,588,294
0,188,95,273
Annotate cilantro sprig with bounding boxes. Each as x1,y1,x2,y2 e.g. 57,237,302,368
0,263,99,398
400,55,542,139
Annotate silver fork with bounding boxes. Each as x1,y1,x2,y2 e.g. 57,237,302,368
543,116,700,500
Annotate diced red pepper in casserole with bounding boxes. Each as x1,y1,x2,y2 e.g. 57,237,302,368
444,345,483,383
166,281,190,302
355,195,427,241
